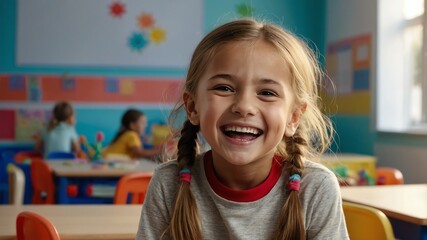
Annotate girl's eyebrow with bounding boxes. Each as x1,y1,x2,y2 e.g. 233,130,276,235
208,73,233,81
259,78,281,85
208,74,283,86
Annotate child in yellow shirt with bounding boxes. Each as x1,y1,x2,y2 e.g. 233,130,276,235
103,109,161,160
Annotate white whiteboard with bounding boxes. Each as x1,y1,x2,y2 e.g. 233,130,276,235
17,0,203,68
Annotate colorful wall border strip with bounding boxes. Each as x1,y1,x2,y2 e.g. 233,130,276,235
0,74,183,103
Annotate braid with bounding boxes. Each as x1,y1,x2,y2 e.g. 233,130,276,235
165,120,202,240
271,129,307,240
177,120,200,168
284,132,306,175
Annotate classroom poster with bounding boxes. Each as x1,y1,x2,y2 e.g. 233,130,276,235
15,109,51,141
17,0,203,68
324,34,372,114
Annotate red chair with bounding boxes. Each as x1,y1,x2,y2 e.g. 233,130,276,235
114,172,153,204
31,159,55,204
16,211,60,240
376,167,404,185
14,151,43,164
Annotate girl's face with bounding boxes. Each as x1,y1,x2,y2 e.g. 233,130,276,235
131,116,147,136
184,40,304,172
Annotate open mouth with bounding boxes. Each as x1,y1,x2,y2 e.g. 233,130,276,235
221,125,263,141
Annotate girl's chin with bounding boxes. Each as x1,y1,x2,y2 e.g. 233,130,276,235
214,152,261,165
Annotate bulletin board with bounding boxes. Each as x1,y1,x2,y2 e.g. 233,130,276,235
16,0,203,68
15,109,51,142
323,34,372,115
0,109,51,142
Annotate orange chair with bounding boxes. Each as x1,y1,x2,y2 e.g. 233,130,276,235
14,151,43,164
114,172,153,204
376,167,404,185
16,211,60,240
31,159,55,204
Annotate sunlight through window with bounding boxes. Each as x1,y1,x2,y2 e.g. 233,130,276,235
404,0,424,19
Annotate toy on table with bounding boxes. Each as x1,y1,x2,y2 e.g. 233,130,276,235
332,166,375,186
333,166,356,186
357,170,375,185
80,131,104,161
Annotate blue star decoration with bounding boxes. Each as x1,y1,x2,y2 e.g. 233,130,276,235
128,32,149,52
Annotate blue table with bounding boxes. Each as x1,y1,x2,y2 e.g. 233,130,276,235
47,160,158,204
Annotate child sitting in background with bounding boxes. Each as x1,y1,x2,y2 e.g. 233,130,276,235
34,101,82,158
103,109,162,160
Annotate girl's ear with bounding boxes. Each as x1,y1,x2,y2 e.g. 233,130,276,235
183,92,200,125
284,103,307,137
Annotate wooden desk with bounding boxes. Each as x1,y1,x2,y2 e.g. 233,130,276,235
0,205,141,240
341,184,427,239
47,160,158,204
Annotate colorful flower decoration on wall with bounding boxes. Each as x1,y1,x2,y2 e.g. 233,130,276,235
109,1,126,18
107,2,166,53
138,13,155,29
236,3,254,17
127,12,166,53
128,32,149,52
150,27,166,44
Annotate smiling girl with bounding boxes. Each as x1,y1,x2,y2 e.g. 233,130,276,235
137,19,348,240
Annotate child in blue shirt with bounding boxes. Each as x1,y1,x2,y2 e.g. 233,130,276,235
35,101,81,158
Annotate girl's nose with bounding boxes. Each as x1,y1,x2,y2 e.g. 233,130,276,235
231,93,258,117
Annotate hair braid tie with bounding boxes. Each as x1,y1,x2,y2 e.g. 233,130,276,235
288,173,301,191
179,168,192,183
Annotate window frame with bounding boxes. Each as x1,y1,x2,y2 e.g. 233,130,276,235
377,0,427,134
422,0,427,126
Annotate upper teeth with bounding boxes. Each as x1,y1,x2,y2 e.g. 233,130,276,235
224,126,260,134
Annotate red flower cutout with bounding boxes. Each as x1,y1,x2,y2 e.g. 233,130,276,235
109,2,126,18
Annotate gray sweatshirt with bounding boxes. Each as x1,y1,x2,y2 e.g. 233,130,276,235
137,153,349,240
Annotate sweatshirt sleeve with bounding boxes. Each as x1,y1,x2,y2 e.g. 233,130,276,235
136,163,179,240
303,167,349,240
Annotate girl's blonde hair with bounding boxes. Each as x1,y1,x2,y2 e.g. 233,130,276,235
166,18,334,240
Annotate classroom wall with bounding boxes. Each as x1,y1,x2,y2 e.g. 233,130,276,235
327,0,427,183
0,1,326,145
325,0,377,155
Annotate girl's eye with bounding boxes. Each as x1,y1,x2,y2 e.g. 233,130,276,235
213,85,234,92
258,90,278,96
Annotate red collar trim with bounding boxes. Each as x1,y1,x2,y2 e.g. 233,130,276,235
204,151,283,202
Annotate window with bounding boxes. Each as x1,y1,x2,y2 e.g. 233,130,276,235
377,0,427,133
